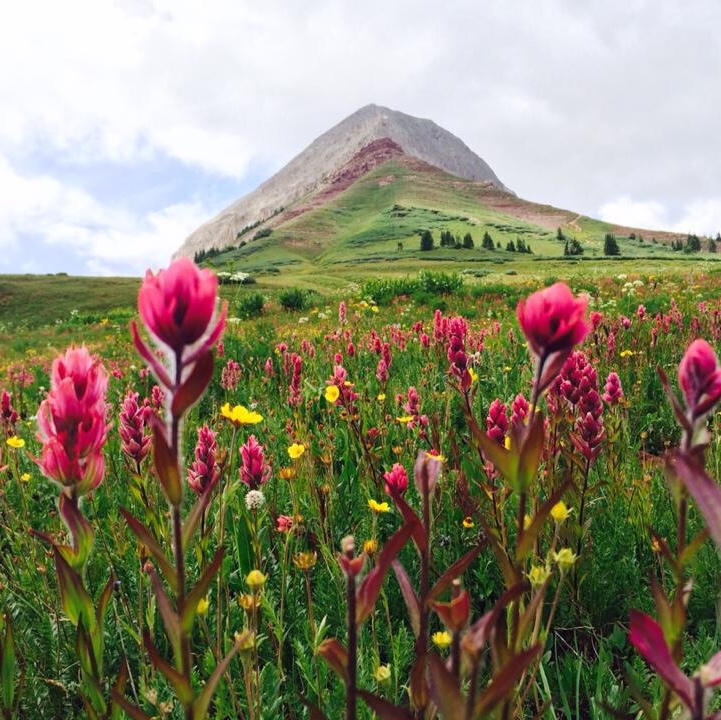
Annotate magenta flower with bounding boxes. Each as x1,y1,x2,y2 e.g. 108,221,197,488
629,609,721,716
36,346,109,497
221,358,241,391
678,339,721,421
602,371,624,405
517,283,589,396
0,390,18,436
384,463,409,495
136,257,225,356
187,425,220,495
240,434,271,490
118,390,151,469
486,399,508,444
414,450,443,497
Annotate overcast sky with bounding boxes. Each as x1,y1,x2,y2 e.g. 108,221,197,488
3,0,720,276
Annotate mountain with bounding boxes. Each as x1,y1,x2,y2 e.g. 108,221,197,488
174,104,510,259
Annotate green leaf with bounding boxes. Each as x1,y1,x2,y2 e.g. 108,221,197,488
146,566,181,663
171,350,213,418
152,422,182,507
109,689,153,720
120,509,178,593
181,547,224,633
515,480,571,560
182,480,217,552
356,518,417,625
53,548,94,629
427,652,464,720
0,614,15,710
391,560,420,638
192,638,241,719
427,545,483,603
358,690,414,719
58,493,94,570
474,645,541,716
516,411,545,493
143,632,194,707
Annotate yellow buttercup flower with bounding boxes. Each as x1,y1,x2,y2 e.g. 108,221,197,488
196,596,210,616
20,473,30,483
462,516,475,529
368,499,390,514
432,631,452,650
396,415,414,424
221,403,263,426
550,501,571,524
363,538,378,555
287,443,306,459
374,664,391,683
324,385,340,403
6,436,24,449
619,349,634,358
528,565,550,587
553,548,577,571
246,569,267,590
371,306,379,313
377,393,386,402
293,551,318,571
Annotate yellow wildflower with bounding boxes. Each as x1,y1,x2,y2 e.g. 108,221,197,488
246,569,267,590
220,403,263,426
293,551,317,571
528,565,550,587
396,415,414,424
371,306,379,313
469,368,478,384
324,385,340,403
432,631,452,650
20,473,30,483
374,665,391,683
425,450,446,462
6,436,24,449
196,596,210,616
553,548,577,571
462,516,475,529
368,499,390,513
363,538,378,555
550,501,571,524
377,393,386,401
523,514,532,530
287,443,306,459
237,593,259,611
504,436,511,450
619,349,634,358
279,466,296,480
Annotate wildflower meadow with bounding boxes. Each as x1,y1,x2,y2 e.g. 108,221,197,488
3,262,721,718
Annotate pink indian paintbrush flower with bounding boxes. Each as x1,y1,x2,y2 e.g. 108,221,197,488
602,371,624,405
678,339,721,421
132,258,227,390
240,434,271,490
187,424,220,495
517,282,589,358
517,282,589,396
118,390,152,468
384,463,409,495
36,346,109,497
629,609,721,716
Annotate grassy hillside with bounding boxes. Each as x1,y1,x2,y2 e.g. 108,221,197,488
199,157,706,287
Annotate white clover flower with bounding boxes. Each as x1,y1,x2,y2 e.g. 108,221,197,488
245,490,265,511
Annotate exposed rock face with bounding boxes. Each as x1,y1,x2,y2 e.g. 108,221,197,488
175,104,510,259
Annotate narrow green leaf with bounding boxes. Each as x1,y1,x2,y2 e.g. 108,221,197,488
152,422,182,507
517,410,545,493
192,639,241,719
1,615,15,710
356,519,417,625
427,545,483,602
391,560,420,638
358,690,414,719
143,632,194,706
53,548,94,629
516,480,571,560
475,645,541,716
182,481,217,552
171,350,213,418
120,509,178,593
427,652,463,720
146,566,181,662
181,547,224,633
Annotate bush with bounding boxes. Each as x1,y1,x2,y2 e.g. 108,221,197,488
278,288,309,311
235,292,265,318
417,270,463,296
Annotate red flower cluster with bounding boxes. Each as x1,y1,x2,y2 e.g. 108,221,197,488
187,425,220,495
36,346,109,497
240,434,271,490
118,390,152,469
678,339,721,421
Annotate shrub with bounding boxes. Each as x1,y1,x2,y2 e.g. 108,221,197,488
235,292,265,318
278,287,309,311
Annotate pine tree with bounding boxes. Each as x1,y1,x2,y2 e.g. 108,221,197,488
603,233,620,256
420,229,434,251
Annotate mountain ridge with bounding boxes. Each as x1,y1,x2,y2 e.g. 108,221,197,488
174,104,510,258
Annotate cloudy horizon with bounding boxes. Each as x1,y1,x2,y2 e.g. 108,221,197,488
3,0,720,276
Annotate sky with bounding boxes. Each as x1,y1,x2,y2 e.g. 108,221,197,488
2,0,721,276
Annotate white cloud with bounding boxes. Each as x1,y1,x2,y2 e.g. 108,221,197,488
2,1,721,273
0,155,209,275
598,196,721,236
